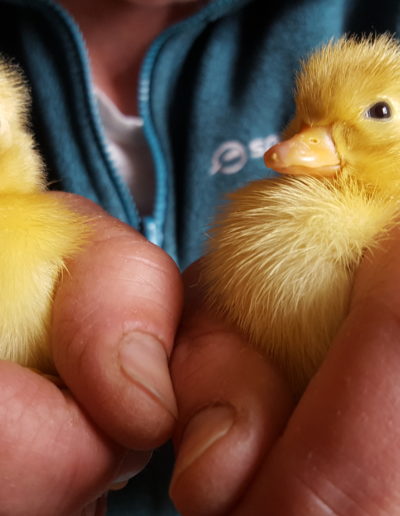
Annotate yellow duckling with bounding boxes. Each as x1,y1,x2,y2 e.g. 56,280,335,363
203,35,400,395
0,59,87,375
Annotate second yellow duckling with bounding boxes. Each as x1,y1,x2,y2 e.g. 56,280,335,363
0,59,87,375
203,35,400,394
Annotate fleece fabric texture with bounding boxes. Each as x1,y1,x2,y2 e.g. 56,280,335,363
0,0,400,513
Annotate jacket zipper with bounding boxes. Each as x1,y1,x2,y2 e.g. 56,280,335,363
138,0,251,247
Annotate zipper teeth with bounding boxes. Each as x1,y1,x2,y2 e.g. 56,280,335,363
138,0,252,245
20,0,141,228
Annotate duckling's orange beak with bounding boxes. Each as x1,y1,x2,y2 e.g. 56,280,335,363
264,126,341,177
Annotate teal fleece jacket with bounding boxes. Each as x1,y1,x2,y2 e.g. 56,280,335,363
0,0,399,513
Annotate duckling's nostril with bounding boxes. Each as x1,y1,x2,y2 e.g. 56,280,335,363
309,138,320,144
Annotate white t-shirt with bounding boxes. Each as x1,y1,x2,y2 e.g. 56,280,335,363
95,89,155,216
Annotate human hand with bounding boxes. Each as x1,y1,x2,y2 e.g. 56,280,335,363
170,227,400,515
0,193,183,516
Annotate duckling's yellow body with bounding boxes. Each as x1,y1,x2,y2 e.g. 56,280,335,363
0,60,86,374
203,35,400,394
204,175,398,392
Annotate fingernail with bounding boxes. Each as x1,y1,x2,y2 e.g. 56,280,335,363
109,480,129,491
119,332,177,418
171,405,235,488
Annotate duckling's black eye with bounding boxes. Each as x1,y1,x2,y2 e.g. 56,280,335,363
366,101,392,119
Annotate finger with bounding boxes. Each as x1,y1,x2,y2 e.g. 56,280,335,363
111,449,152,485
0,361,123,516
82,495,107,516
51,193,183,449
231,227,400,514
169,264,294,516
94,495,108,516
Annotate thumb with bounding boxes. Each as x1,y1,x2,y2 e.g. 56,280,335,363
51,193,183,449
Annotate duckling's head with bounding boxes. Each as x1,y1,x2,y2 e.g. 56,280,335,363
0,59,44,193
265,34,400,192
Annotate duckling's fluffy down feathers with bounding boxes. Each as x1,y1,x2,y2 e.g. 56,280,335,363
203,175,399,393
0,193,87,373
